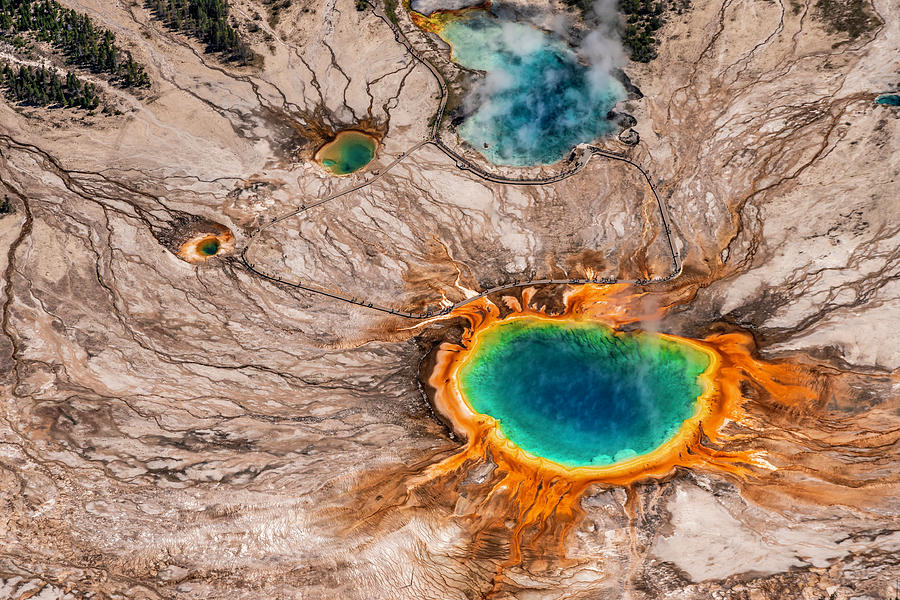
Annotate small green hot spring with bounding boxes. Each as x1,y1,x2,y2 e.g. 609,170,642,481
315,130,378,176
198,238,220,256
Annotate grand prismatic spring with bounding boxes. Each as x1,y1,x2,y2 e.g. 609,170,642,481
408,283,845,564
412,8,624,165
456,318,712,468
427,287,760,485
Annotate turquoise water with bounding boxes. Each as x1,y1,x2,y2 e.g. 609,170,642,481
440,13,624,166
458,319,710,468
875,94,900,106
317,131,377,175
198,238,220,256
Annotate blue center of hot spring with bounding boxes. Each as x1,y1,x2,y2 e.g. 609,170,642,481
458,319,710,468
440,13,624,166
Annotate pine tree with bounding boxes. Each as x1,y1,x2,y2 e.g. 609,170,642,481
0,0,151,87
148,0,254,64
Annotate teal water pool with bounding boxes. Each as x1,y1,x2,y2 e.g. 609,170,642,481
198,238,220,256
439,13,624,166
315,130,378,175
457,318,711,468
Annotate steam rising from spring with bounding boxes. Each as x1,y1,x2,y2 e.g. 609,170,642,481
582,0,627,79
409,0,482,13
425,1,627,165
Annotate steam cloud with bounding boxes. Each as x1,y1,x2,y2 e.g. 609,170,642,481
582,0,627,86
449,1,627,166
409,0,481,15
